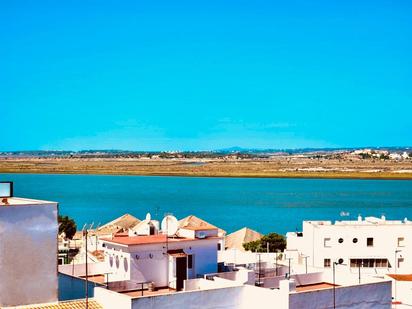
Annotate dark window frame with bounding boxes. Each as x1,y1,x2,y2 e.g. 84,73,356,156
188,255,193,269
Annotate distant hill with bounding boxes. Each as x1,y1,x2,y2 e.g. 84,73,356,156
0,146,410,158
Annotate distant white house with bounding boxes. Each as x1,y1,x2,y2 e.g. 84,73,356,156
286,216,412,274
389,153,402,160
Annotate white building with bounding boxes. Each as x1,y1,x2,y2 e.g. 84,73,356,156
286,216,412,274
101,216,221,291
0,185,58,307
93,271,392,309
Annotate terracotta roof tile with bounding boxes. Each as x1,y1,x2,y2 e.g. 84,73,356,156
178,215,223,233
102,234,220,246
18,299,102,309
225,227,263,251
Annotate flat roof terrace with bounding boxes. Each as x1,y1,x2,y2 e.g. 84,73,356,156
0,197,57,206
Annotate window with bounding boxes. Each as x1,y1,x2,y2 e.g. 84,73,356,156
109,256,114,268
365,259,374,267
376,259,389,268
324,258,331,268
115,256,120,269
188,255,193,269
398,237,405,247
350,258,388,268
352,238,358,243
324,238,331,247
367,238,374,247
124,258,128,272
350,259,360,267
217,243,221,251
338,238,344,244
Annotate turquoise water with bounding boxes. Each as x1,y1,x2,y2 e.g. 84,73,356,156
2,173,412,234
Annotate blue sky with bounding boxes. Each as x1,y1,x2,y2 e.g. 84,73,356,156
1,0,411,151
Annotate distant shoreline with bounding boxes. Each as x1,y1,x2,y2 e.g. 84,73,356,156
1,157,412,180
1,171,412,180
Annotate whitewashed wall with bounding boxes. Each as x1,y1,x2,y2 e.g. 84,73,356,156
103,238,219,286
289,281,392,309
263,272,324,289
287,220,412,272
94,286,132,308
0,203,58,307
58,262,107,277
131,286,245,309
205,268,255,285
94,278,391,309
218,249,279,266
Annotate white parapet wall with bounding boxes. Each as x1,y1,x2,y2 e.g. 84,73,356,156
263,272,324,289
205,268,256,285
94,287,132,308
59,262,108,277
219,249,279,265
94,275,392,309
94,278,283,309
130,285,246,309
289,281,392,309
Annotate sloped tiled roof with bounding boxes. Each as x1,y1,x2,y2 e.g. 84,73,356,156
20,299,102,309
97,213,141,234
178,215,226,235
225,227,263,251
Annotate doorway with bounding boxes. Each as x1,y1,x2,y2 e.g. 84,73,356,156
175,256,187,291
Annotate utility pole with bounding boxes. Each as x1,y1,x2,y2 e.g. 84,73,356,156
358,261,362,284
333,262,336,309
83,227,89,309
394,250,402,303
256,253,262,286
286,257,293,279
332,260,346,309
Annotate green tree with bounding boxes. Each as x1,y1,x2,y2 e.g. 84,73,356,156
243,232,286,252
58,215,77,239
379,154,389,160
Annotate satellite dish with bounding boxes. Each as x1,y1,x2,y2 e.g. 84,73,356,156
161,215,178,236
146,213,151,221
